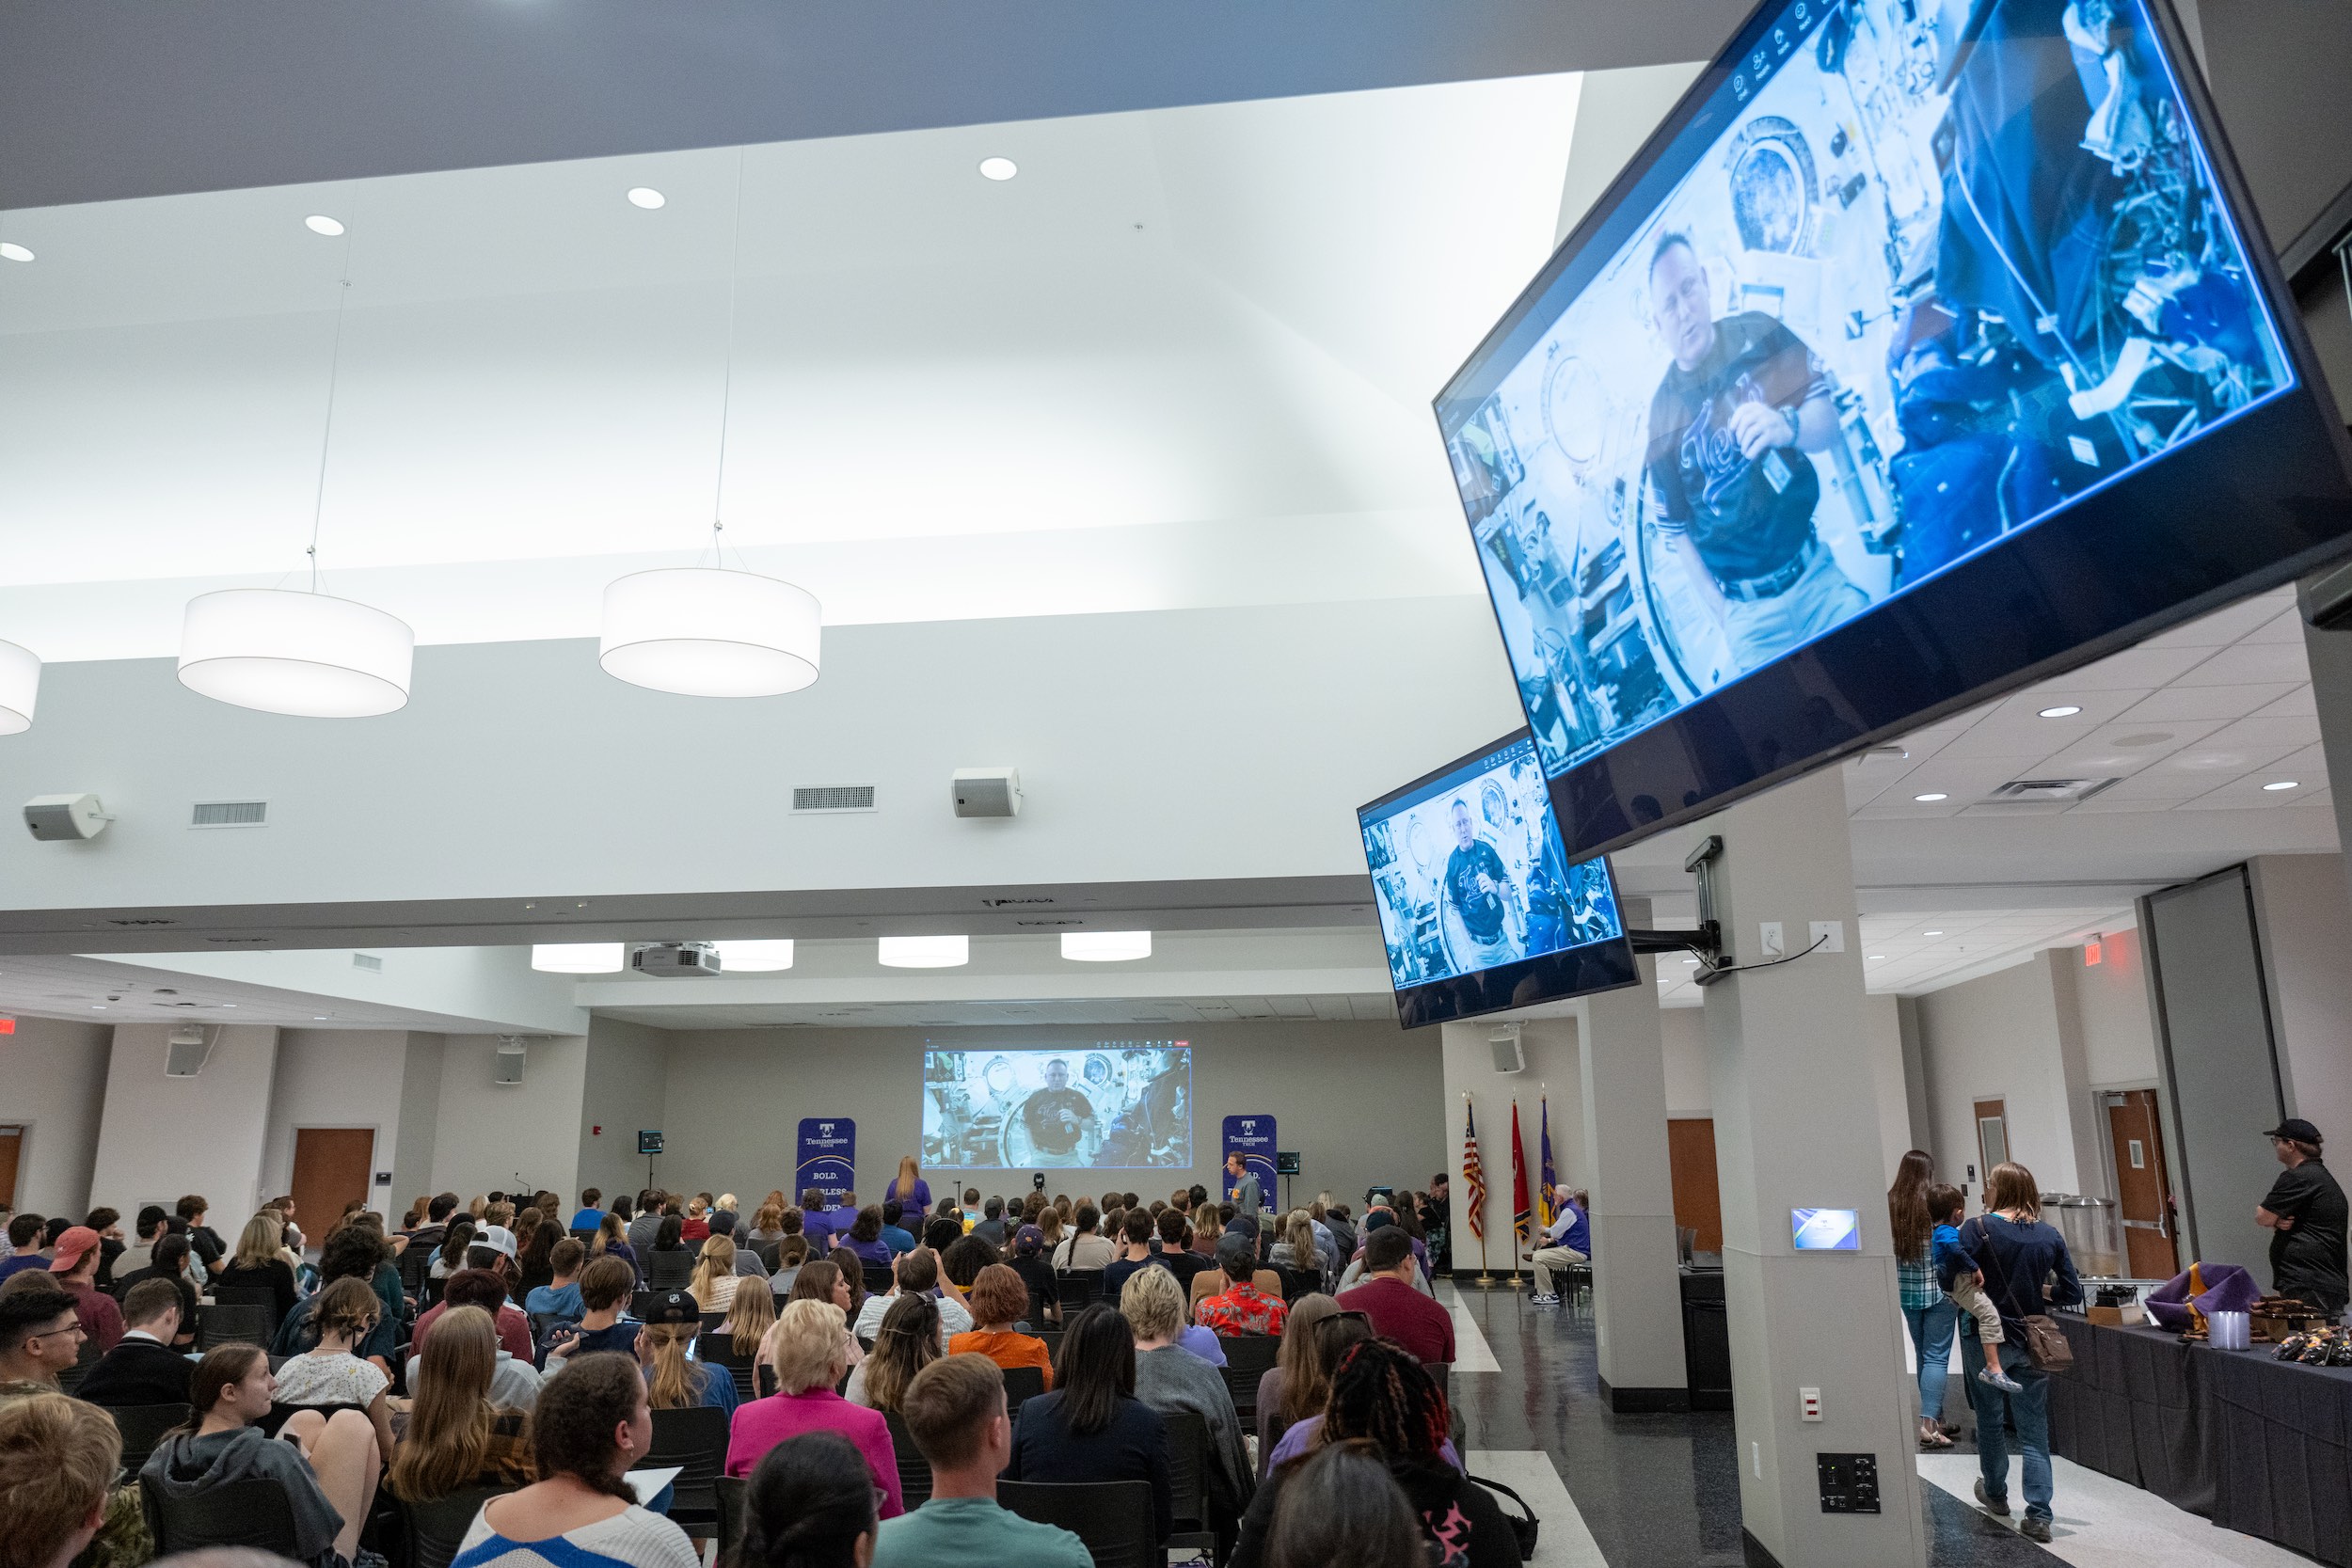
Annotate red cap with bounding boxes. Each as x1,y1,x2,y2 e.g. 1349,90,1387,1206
49,1226,101,1272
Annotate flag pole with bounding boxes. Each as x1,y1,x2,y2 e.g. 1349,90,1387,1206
1466,1092,1495,1289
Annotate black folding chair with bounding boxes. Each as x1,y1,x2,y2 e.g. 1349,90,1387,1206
195,1303,271,1351
884,1408,934,1510
997,1480,1157,1568
1036,1329,1063,1366
56,1338,102,1395
400,1483,515,1568
1158,1405,1217,1557
862,1263,896,1298
646,1404,731,1533
645,1251,694,1291
141,1474,302,1556
756,1364,778,1398
1055,1270,1104,1314
398,1245,434,1297
104,1402,190,1477
1216,1332,1279,1433
1278,1267,1322,1305
695,1332,759,1401
1001,1364,1046,1422
569,1229,600,1245
756,1242,783,1273
715,1475,749,1558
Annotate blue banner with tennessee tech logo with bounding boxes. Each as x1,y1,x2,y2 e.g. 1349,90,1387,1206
1221,1114,1278,1208
795,1117,857,1207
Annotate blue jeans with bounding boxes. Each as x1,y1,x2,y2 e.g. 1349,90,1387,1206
1903,1297,1958,1421
1964,1333,2051,1522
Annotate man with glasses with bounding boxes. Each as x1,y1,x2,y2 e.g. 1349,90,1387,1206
0,1279,87,1391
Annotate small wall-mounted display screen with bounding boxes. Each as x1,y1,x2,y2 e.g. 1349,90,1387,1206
1792,1207,1861,1251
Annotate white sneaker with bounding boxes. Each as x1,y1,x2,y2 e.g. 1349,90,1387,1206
1529,1291,1562,1306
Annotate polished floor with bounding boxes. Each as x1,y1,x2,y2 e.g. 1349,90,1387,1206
1435,1282,2301,1568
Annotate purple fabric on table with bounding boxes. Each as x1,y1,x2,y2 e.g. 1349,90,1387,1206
2146,1262,2261,1329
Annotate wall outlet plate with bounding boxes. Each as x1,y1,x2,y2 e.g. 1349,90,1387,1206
1759,921,1786,958
1809,920,1845,953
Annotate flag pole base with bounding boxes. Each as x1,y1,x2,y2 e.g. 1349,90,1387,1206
1473,1273,1497,1289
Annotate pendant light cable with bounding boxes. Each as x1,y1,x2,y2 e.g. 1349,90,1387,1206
707,146,748,568
308,226,357,593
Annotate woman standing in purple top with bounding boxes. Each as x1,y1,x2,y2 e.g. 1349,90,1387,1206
890,1156,932,1218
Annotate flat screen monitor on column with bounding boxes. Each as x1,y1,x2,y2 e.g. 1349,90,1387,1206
1358,730,1640,1028
1436,0,2352,863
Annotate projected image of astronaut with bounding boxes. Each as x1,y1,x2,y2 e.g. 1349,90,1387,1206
1096,1055,1193,1167
1442,796,1522,969
1020,1057,1100,1164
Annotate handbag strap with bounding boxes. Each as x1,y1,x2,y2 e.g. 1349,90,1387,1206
1467,1472,1536,1520
1965,1215,2015,1318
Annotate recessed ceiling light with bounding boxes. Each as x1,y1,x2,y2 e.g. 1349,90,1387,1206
1062,931,1152,962
1867,955,1887,961
881,936,968,969
313,1016,329,1020
2263,780,2300,792
1923,930,1944,937
532,942,625,974
304,214,345,237
0,243,32,263
2039,705,2083,719
977,156,1018,182
713,940,794,972
1914,792,1948,802
1680,958,1700,967
626,186,666,210
90,1005,106,1010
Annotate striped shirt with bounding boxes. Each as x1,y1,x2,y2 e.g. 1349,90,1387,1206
453,1505,698,1568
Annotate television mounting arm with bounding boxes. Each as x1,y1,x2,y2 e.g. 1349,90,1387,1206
1620,833,1730,980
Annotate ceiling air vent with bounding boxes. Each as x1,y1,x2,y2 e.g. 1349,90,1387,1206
191,800,267,829
791,784,876,814
1980,777,2120,809
351,953,383,972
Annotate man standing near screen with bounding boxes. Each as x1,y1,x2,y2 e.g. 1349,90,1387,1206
1645,231,1867,672
1021,1058,1097,1164
1444,797,1516,968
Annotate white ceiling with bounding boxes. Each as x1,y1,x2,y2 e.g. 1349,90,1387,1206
0,952,532,1033
0,76,1581,660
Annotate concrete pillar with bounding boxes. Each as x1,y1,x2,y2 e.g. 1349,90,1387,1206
91,1025,282,1223
1695,768,1928,1568
1579,898,1689,1409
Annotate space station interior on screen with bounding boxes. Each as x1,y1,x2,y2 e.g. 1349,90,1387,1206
923,1047,1193,1170
1447,0,2290,781
1361,751,1625,990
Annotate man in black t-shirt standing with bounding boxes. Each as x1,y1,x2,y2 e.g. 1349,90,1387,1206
2257,1118,2348,1315
1645,231,1867,673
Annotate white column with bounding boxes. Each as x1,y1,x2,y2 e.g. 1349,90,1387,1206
1696,768,1928,1567
90,1024,282,1221
1580,899,1689,1407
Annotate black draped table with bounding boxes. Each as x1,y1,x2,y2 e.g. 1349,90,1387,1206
2047,1314,2352,1565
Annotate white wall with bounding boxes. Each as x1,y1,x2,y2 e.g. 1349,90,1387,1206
262,1029,409,1210
1440,1017,1579,1268
89,1024,281,1223
577,1017,669,1206
657,1021,1442,1226
1915,957,2090,1197
2074,927,2159,1086
430,1033,589,1203
0,1017,114,1218
391,1034,447,1212
2249,854,2352,1148
1660,1007,1710,1117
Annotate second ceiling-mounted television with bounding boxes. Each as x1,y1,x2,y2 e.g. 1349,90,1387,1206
1437,0,2352,862
1359,730,1640,1028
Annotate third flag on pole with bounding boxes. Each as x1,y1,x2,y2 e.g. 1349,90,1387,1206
1538,1096,1558,1229
1462,1100,1487,1242
1510,1100,1533,1247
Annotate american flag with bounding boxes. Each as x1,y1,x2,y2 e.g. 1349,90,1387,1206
1462,1099,1487,1242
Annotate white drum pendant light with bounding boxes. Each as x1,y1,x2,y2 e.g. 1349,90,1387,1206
600,568,819,696
604,146,821,699
0,639,40,734
180,589,413,716
182,222,411,718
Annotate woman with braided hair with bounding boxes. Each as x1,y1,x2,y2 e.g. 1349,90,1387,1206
724,1431,878,1568
1231,1338,1517,1568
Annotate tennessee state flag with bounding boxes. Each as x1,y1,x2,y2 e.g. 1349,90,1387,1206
1510,1100,1533,1247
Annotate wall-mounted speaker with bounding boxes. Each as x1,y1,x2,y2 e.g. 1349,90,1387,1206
1487,1024,1524,1075
165,1023,215,1078
493,1037,528,1086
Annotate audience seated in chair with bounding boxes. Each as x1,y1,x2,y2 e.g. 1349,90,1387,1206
110,1233,199,1350
273,1275,399,1461
542,1256,643,1366
1336,1227,1454,1367
390,1305,536,1503
847,1293,940,1413
1269,1210,1333,1293
449,1352,697,1568
1232,1338,1509,1568
1262,1438,1430,1568
41,1226,124,1355
730,1430,879,1568
1098,1209,1162,1301
870,1354,1090,1568
414,1268,535,1365
1050,1205,1115,1272
0,1277,86,1391
1003,1304,1171,1543
949,1264,1053,1386
1120,1263,1254,1524
143,1343,380,1568
1252,1293,1339,1474
688,1236,742,1316
1195,1234,1290,1338
1262,1316,1463,1475
1153,1209,1211,1295
724,1298,900,1519
0,1388,130,1568
525,1238,587,1325
851,1248,971,1348
637,1291,739,1414
75,1277,195,1407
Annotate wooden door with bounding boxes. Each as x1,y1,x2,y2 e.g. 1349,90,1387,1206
1667,1117,1723,1254
2106,1090,2178,1278
1973,1099,2010,1187
291,1128,374,1246
0,1126,20,1210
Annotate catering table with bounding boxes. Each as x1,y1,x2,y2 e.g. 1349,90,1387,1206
2048,1314,2352,1565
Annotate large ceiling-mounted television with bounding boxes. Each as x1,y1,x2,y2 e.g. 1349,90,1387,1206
1437,0,2352,862
1358,730,1640,1028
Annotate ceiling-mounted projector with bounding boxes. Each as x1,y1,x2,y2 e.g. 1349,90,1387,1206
631,942,721,978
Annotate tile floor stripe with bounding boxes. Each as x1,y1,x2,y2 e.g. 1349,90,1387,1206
1438,1280,1503,1372
1465,1449,1609,1568
1917,1453,2311,1568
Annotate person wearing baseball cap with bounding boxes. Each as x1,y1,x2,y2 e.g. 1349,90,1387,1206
46,1227,124,1354
2258,1117,2347,1316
